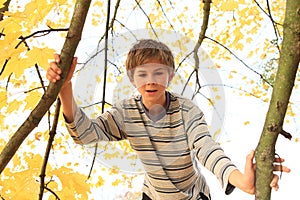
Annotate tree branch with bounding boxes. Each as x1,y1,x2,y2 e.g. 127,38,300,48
0,0,92,174
192,0,212,96
101,0,111,116
0,0,11,21
255,0,300,198
279,129,292,140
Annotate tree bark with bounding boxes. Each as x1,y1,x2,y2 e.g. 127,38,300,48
0,0,11,21
255,0,300,199
0,0,92,173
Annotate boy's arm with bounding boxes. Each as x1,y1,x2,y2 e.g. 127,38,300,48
47,54,77,123
228,150,256,194
59,82,75,123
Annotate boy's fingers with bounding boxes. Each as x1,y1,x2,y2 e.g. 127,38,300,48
274,157,285,163
49,61,62,74
273,165,291,173
244,150,255,172
65,57,77,79
270,174,279,191
73,56,78,64
54,53,60,63
70,57,78,72
46,67,61,82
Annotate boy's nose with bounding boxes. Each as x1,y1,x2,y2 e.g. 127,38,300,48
146,75,156,85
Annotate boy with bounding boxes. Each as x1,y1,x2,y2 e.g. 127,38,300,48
47,39,289,200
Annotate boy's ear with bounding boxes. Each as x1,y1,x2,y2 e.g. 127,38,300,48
130,79,136,87
169,71,175,82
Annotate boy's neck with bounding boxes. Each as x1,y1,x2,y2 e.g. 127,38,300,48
141,91,169,117
142,94,166,111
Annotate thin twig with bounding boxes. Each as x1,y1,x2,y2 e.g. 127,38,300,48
134,0,158,39
265,0,281,51
87,143,98,180
101,0,111,114
15,28,69,49
0,59,9,77
205,36,273,87
5,72,12,90
109,0,121,34
35,63,52,131
156,0,176,31
39,98,61,200
86,0,112,181
81,100,112,109
44,186,61,200
34,64,46,92
253,0,281,51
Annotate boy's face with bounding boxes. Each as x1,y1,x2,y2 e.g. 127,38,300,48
130,59,174,107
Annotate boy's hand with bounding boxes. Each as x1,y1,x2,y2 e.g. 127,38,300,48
46,54,77,89
243,150,291,193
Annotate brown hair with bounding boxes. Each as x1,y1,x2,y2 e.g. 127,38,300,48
126,39,175,80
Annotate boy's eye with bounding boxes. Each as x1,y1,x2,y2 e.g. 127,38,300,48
154,72,164,76
138,74,147,77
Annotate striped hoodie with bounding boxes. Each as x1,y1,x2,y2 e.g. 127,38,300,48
66,92,237,200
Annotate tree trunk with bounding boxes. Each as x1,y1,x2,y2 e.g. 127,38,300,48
0,0,92,173
255,0,300,199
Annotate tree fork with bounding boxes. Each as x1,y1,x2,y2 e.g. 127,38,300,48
255,0,300,199
0,0,92,174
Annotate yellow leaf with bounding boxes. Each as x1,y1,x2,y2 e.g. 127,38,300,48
244,121,250,125
1,154,44,199
6,99,23,114
109,165,120,175
50,166,92,199
0,0,6,8
263,98,269,102
23,89,43,111
112,178,122,186
25,47,56,70
0,89,7,108
7,56,28,78
246,37,253,43
212,87,218,92
34,132,42,140
96,176,105,187
103,151,120,160
212,129,221,139
218,0,239,11
0,17,23,34
96,74,101,83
